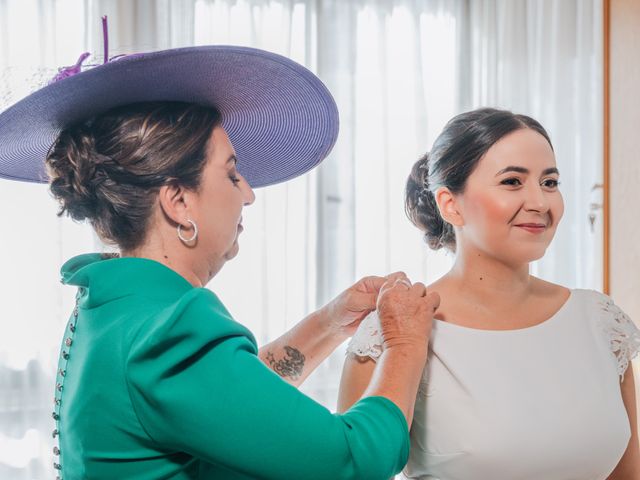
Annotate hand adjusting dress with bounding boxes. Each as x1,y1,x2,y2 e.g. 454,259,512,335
348,289,640,480
52,254,410,480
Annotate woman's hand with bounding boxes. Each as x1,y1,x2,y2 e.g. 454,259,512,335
377,274,440,352
260,273,409,387
340,274,440,426
319,272,411,339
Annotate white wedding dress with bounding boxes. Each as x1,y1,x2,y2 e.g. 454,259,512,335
347,289,640,480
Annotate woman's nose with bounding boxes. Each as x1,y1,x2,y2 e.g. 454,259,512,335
243,180,256,206
523,183,549,213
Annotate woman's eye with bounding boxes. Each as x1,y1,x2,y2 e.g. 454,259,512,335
542,179,560,189
229,173,241,185
501,177,522,186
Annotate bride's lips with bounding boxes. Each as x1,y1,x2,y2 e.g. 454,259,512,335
514,223,547,234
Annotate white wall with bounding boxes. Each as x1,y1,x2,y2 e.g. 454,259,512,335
610,0,640,439
610,0,640,322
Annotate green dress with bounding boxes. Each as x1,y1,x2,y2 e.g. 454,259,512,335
52,254,409,479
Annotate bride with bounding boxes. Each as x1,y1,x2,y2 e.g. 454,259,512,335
338,108,640,479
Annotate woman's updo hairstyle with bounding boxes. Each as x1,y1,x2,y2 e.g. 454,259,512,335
46,101,221,251
405,107,553,252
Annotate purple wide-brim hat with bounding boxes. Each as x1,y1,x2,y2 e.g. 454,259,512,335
0,45,339,188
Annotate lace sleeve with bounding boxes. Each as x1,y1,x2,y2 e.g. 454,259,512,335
599,295,640,382
346,311,384,361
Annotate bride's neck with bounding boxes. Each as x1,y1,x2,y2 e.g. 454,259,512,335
447,244,533,304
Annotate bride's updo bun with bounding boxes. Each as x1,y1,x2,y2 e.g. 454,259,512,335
404,108,553,252
405,153,453,250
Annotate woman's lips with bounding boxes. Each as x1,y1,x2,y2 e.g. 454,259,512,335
515,223,546,234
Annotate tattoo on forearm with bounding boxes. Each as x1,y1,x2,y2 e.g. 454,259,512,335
265,346,306,380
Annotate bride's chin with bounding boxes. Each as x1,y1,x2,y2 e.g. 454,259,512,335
504,247,549,265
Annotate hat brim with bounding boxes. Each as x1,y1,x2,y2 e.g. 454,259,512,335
0,46,339,188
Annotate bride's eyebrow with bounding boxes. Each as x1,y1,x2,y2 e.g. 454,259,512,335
495,166,560,176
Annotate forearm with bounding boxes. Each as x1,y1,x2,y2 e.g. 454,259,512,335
259,309,347,387
363,346,428,427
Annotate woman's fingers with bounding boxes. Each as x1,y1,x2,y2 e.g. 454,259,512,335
425,291,441,311
410,281,425,294
385,271,409,284
395,278,412,289
379,272,408,297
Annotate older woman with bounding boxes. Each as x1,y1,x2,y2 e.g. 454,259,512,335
0,46,439,479
339,108,640,479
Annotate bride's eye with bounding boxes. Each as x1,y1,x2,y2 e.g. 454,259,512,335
501,177,522,186
542,179,560,189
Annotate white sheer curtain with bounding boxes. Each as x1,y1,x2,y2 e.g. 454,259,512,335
0,1,601,478
0,3,98,479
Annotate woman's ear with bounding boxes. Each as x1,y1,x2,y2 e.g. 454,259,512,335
158,182,192,226
435,187,464,227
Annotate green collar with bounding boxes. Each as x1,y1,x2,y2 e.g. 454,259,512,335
60,253,195,307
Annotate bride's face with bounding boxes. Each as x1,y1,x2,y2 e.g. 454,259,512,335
454,128,564,265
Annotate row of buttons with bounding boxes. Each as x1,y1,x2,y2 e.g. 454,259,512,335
52,287,84,479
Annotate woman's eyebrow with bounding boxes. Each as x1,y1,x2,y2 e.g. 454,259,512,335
495,166,560,176
227,155,238,165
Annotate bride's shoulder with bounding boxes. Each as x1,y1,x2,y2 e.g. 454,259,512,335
565,288,640,382
530,277,618,311
530,277,571,299
425,278,453,298
573,288,632,319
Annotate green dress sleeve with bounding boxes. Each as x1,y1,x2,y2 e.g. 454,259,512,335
125,288,409,479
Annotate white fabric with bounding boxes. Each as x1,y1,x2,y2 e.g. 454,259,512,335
347,289,639,480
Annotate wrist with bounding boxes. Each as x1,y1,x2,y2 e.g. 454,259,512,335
313,306,350,342
383,340,429,359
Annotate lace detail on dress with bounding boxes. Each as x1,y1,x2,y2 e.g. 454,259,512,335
599,296,640,382
346,311,384,360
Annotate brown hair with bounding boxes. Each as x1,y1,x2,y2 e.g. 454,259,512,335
46,101,221,251
405,108,553,252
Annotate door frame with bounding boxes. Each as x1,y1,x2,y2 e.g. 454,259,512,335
603,0,611,294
